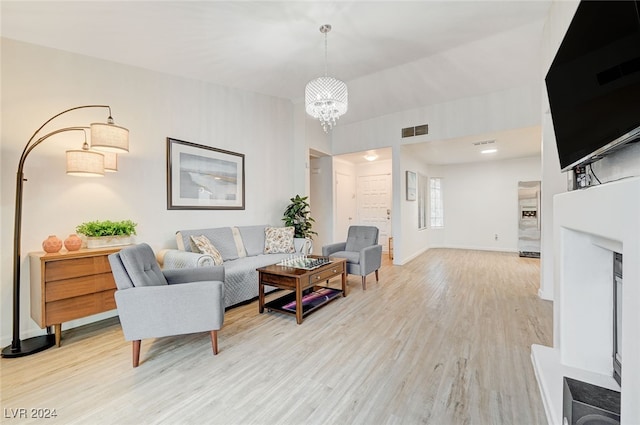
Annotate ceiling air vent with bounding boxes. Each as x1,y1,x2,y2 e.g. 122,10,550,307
415,124,428,136
402,127,415,138
401,124,428,138
472,139,496,146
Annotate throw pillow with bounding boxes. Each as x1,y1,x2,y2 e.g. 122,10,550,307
264,226,296,254
190,235,224,265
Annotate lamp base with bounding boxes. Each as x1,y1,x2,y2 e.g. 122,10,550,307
1,334,56,358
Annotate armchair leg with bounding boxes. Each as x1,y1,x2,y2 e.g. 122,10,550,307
210,330,219,355
362,275,367,290
375,269,379,281
132,340,141,368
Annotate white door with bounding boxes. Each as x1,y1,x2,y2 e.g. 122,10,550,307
335,172,357,242
357,174,392,251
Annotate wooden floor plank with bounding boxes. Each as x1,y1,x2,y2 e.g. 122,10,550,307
1,249,552,424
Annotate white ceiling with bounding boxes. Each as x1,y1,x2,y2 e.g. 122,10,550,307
333,126,540,165
1,0,550,163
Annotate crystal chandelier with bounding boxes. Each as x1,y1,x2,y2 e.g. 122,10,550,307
305,24,348,132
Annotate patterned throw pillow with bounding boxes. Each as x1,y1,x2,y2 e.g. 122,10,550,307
264,226,296,254
190,235,224,265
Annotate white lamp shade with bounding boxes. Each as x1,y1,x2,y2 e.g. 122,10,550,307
305,76,348,131
102,151,118,172
66,150,104,177
90,122,129,153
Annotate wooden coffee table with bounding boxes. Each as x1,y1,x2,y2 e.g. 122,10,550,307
257,257,347,324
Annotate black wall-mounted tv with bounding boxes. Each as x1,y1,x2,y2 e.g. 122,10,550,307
546,0,640,172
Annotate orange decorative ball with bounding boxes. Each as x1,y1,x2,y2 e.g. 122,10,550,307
64,234,83,251
42,235,62,253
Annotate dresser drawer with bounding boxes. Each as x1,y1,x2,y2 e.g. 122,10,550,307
309,262,344,284
45,255,112,281
45,290,117,325
46,273,116,302
30,248,122,345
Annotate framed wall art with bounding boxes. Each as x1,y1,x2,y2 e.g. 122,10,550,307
406,170,417,201
166,138,245,210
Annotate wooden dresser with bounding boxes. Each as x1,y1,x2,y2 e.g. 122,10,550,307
29,247,121,346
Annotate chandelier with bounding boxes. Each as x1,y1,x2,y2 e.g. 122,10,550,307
305,24,348,132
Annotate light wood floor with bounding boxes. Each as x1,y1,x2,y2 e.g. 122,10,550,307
1,249,552,425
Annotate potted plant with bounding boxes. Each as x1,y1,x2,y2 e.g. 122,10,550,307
76,219,138,249
282,195,317,239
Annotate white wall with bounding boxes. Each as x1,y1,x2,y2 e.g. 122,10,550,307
331,158,357,242
309,156,333,252
399,149,432,264
539,0,580,301
356,158,392,177
1,38,298,346
332,84,540,156
332,84,541,264
395,152,541,262
440,156,541,252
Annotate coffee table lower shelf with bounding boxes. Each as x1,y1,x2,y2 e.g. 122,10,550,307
264,287,342,319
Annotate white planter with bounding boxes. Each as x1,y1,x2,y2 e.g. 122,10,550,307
86,235,133,249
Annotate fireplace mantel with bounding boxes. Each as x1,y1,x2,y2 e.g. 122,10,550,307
532,176,640,425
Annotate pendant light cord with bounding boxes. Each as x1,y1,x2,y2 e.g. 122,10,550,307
324,31,328,77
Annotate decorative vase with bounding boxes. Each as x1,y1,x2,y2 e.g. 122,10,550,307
42,235,62,253
64,234,83,251
86,235,132,249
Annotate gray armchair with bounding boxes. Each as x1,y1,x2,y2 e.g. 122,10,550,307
108,243,225,367
322,226,382,290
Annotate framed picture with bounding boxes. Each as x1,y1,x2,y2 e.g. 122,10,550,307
167,138,245,210
406,170,417,201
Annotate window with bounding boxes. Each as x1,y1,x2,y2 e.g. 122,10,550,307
430,177,444,228
418,173,428,229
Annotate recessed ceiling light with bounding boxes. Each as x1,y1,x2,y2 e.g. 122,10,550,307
364,153,378,161
481,148,498,154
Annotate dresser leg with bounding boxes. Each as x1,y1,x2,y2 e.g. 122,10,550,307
54,324,62,347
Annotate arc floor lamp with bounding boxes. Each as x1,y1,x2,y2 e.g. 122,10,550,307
1,105,129,358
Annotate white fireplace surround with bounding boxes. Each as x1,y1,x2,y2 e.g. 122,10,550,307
532,177,640,425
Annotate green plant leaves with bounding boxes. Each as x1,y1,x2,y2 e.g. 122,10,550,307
282,195,317,239
75,220,137,237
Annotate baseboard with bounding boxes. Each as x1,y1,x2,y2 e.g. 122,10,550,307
538,288,554,301
397,246,430,265
441,244,518,253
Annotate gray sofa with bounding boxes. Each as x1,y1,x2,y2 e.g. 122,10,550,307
158,225,312,308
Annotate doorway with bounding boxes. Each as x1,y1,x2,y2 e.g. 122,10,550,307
332,148,393,251
357,174,392,250
336,172,357,241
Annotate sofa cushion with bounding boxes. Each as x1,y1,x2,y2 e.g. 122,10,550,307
345,226,379,252
329,250,360,264
119,243,168,287
238,225,268,257
264,226,295,254
189,235,224,266
177,227,240,261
